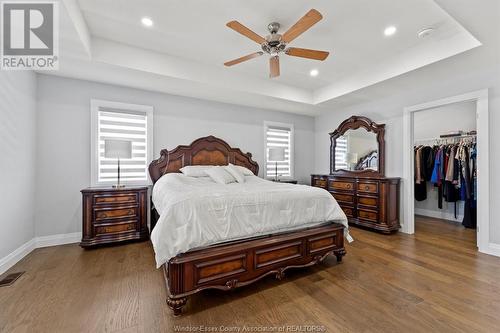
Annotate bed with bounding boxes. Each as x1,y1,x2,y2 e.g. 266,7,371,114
148,136,349,315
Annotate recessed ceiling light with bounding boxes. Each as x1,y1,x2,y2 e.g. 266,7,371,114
418,27,435,39
141,17,153,27
384,26,397,37
310,69,319,77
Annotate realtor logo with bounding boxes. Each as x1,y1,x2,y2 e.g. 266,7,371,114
1,1,59,70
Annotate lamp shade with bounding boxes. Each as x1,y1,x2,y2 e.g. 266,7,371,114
268,147,286,161
345,152,358,164
104,139,132,159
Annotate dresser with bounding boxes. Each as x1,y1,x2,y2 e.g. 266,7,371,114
80,186,149,247
322,115,401,233
311,174,400,233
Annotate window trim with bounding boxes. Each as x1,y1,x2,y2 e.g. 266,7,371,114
263,121,294,180
90,99,154,187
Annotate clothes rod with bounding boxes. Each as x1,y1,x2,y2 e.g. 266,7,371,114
414,134,476,144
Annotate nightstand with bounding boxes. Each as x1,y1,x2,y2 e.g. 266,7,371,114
272,179,298,184
80,186,149,248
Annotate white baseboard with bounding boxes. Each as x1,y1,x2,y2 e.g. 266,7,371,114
0,239,36,275
0,232,81,275
36,232,81,248
480,242,500,257
414,208,463,223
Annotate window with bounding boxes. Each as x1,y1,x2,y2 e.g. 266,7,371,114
335,135,348,170
264,121,294,179
90,100,153,186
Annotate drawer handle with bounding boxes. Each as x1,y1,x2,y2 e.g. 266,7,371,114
346,184,351,189
365,186,370,190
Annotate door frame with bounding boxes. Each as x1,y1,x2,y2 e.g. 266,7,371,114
402,89,491,254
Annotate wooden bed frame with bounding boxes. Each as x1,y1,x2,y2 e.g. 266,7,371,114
148,136,346,315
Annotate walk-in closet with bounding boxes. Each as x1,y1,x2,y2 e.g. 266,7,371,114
413,100,477,241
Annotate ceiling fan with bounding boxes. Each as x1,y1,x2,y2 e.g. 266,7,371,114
224,9,329,78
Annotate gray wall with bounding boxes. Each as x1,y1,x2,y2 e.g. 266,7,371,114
35,75,315,237
314,0,500,243
0,71,37,259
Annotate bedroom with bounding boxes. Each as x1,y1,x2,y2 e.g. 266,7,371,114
0,0,499,332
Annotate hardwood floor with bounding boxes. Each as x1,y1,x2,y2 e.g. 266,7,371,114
1,216,499,332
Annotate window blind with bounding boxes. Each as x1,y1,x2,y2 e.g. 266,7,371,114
335,136,348,170
97,107,149,183
265,124,293,178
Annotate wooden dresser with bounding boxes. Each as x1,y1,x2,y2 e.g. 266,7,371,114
311,174,400,233
80,187,149,247
320,115,401,233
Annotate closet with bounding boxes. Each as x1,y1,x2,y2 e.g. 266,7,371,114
413,101,477,231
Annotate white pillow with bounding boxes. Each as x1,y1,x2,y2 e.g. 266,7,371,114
205,166,236,184
232,164,254,176
180,165,214,177
224,164,245,183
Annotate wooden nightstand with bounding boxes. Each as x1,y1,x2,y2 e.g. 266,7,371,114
80,186,149,248
272,179,298,184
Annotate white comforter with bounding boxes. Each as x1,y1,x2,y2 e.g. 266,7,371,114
151,174,351,268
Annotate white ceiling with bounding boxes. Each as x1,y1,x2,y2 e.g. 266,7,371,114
51,0,481,115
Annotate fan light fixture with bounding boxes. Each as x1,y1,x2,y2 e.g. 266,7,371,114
224,9,330,78
384,26,397,37
141,17,153,27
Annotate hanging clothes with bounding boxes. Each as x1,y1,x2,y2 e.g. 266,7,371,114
414,146,430,201
462,142,477,229
414,138,477,228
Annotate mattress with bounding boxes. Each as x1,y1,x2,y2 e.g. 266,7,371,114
150,173,351,268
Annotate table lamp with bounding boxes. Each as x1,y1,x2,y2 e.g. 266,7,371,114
346,152,358,171
104,139,132,188
268,147,286,181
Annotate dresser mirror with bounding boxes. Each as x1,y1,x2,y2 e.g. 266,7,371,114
330,116,385,176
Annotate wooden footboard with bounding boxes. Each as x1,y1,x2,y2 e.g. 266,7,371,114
163,222,346,315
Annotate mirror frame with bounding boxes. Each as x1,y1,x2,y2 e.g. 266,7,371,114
329,115,386,176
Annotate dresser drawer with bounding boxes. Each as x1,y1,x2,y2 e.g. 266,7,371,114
312,178,328,189
339,205,355,218
94,221,137,236
329,181,355,192
358,209,378,222
94,206,137,221
94,193,137,205
358,182,378,194
357,196,378,208
331,192,354,204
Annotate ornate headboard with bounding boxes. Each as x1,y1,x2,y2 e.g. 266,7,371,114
148,136,259,183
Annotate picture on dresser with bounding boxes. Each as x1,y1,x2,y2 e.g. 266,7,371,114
312,115,400,233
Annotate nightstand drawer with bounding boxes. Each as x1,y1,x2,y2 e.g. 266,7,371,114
94,206,137,221
94,193,137,205
81,186,149,248
95,221,137,236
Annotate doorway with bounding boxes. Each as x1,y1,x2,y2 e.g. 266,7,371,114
402,90,491,255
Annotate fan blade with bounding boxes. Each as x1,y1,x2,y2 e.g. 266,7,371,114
285,47,329,60
269,56,280,78
226,21,266,45
282,9,323,43
224,52,264,67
